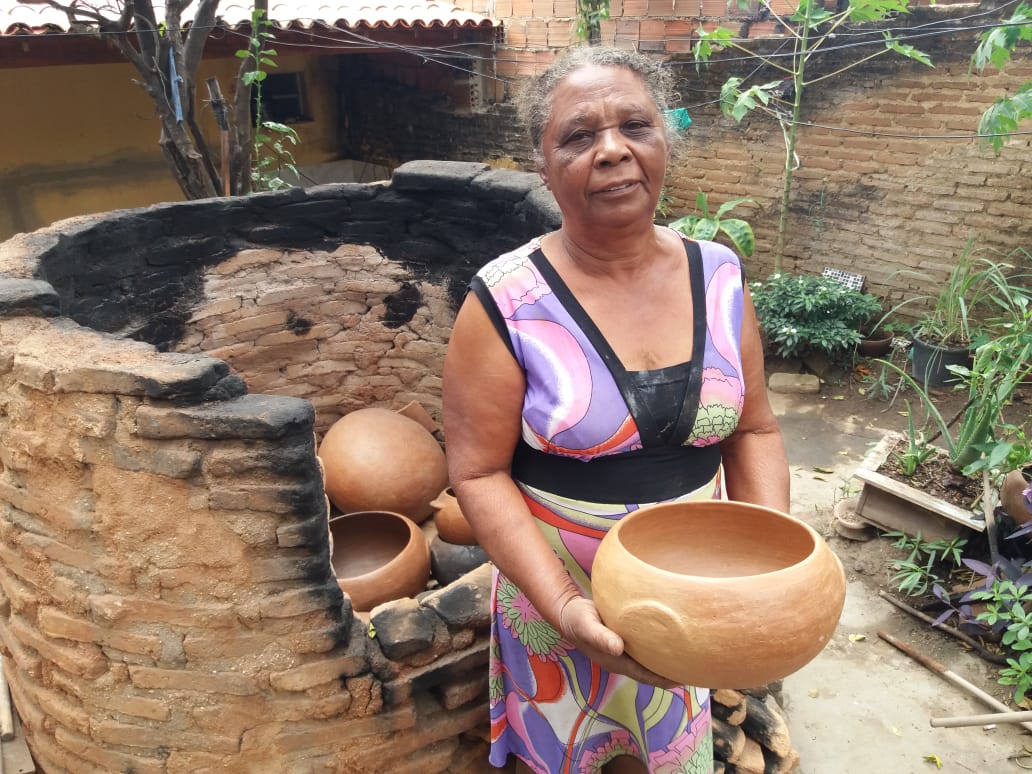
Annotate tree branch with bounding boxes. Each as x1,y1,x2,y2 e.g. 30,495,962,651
184,0,220,79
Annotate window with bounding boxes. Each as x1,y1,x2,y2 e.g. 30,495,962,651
255,72,309,124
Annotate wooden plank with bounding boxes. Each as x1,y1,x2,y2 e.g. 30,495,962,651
855,484,966,542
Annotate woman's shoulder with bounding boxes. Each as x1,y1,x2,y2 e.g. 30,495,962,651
474,236,545,286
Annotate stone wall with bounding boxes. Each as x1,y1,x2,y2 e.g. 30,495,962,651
0,161,559,772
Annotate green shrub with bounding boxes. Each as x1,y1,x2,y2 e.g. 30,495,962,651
750,273,882,360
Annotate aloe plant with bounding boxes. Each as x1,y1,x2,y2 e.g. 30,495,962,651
668,192,755,258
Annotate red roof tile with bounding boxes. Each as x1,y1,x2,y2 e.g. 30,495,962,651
1,0,495,35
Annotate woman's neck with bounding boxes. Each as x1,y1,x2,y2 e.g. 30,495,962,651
547,223,668,280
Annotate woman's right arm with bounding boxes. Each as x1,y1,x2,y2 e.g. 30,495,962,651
443,294,676,687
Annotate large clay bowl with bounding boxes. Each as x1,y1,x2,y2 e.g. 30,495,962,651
592,500,845,689
318,407,448,522
329,511,431,612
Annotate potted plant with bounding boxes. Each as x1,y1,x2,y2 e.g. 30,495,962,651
855,275,1032,552
891,240,1019,386
749,272,882,363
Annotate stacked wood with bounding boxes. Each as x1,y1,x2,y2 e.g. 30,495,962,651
712,683,801,773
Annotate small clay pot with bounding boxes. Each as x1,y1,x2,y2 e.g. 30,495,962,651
329,511,431,612
592,500,846,689
318,407,448,523
857,332,893,357
430,487,478,546
1001,469,1032,525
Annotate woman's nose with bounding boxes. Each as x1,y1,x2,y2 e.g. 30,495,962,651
595,129,631,165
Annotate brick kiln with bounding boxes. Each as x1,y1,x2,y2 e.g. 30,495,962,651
0,159,800,773
0,161,558,773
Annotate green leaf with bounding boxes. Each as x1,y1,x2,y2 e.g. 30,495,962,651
693,219,719,241
720,219,755,257
694,190,710,217
669,215,702,235
847,0,910,23
978,83,1032,153
714,196,754,219
234,49,249,58
884,34,934,67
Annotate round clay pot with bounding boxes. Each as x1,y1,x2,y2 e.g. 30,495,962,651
329,511,431,612
318,407,448,522
430,487,478,546
1001,469,1032,525
592,500,846,689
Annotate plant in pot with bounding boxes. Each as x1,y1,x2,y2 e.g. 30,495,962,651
891,240,1023,387
749,273,882,363
869,287,1032,556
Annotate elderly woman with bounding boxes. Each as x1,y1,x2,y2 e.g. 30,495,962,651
442,47,790,774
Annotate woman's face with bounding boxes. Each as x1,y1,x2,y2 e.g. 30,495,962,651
539,64,669,232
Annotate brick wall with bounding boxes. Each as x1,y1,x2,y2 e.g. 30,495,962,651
0,162,560,772
343,9,1031,312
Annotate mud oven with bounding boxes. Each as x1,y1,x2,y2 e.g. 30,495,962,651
0,161,559,773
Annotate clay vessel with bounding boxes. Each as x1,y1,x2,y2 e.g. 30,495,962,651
318,407,448,522
430,487,478,546
329,511,431,612
592,500,846,689
1001,468,1032,525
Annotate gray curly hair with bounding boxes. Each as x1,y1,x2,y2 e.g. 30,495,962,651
515,47,678,162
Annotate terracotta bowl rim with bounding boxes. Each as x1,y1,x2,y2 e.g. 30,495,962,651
602,499,823,583
329,509,429,583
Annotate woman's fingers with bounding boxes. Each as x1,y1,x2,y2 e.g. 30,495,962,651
559,597,679,689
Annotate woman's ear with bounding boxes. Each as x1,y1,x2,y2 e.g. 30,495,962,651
538,166,550,190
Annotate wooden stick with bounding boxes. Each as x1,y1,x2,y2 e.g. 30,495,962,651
877,631,1032,734
878,590,1008,665
931,710,1032,728
0,656,13,741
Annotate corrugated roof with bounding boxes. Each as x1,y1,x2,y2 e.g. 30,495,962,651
1,0,495,35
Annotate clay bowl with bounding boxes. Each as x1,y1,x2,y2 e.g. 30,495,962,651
592,500,845,689
329,511,431,612
318,407,448,523
430,487,478,546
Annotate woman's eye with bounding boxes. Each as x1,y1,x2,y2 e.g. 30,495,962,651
624,121,651,133
564,131,592,145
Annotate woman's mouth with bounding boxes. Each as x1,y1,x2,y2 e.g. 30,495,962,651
597,181,638,194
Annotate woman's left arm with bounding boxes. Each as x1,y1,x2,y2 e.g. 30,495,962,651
720,284,791,512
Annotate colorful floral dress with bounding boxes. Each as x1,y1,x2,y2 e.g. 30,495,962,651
470,232,746,774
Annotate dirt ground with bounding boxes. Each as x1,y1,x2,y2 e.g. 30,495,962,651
768,357,1032,774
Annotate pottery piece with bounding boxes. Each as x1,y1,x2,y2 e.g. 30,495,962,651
1001,468,1032,525
430,487,478,545
329,511,431,612
592,500,846,689
857,333,893,357
429,535,489,586
318,407,448,522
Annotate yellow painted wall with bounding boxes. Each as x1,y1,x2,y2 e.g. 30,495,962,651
1,53,342,241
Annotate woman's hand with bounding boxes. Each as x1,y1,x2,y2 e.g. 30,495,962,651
559,597,679,689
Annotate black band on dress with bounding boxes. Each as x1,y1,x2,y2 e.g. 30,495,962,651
511,439,721,503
